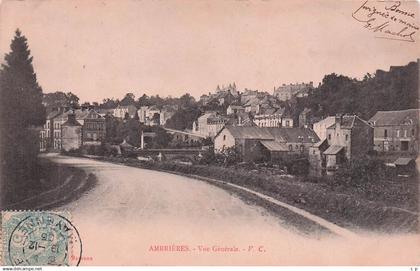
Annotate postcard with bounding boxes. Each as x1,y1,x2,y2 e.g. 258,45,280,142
0,0,419,266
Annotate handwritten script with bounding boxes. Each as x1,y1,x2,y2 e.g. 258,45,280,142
352,0,418,42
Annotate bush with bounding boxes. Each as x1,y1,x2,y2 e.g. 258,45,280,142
335,156,392,185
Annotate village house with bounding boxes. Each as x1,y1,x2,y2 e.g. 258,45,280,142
199,93,211,105
240,89,259,104
313,116,336,140
137,105,177,126
39,111,62,151
214,126,319,162
273,82,314,101
368,109,419,153
47,109,105,151
226,104,245,115
159,107,177,126
113,105,137,119
309,115,373,172
82,110,106,145
164,127,207,145
194,112,228,138
61,112,83,151
299,108,312,128
253,108,284,128
281,115,294,128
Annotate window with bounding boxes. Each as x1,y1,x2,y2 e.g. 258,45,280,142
286,120,290,127
384,129,388,138
401,141,409,151
328,134,331,140
300,145,304,152
223,135,226,141
345,134,348,141
412,129,415,136
288,145,293,151
404,130,407,137
397,130,400,137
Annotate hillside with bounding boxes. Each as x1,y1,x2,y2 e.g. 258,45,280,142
296,60,419,120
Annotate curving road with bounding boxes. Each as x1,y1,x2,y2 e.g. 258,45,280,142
46,155,420,265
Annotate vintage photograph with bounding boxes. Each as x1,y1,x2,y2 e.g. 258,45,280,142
0,0,419,266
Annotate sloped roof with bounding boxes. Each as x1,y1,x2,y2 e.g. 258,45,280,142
46,111,62,119
55,109,92,121
323,145,344,155
260,141,288,152
62,114,82,126
221,126,319,143
369,109,419,126
327,115,371,129
198,112,217,121
394,157,415,166
268,127,319,143
313,138,327,148
223,126,275,140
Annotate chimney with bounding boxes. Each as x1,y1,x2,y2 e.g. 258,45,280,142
335,114,343,129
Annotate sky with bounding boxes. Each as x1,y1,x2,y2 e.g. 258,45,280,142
0,0,419,103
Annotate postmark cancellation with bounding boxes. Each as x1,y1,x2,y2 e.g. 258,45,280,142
0,211,82,266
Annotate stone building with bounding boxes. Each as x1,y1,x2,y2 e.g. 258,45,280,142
313,116,336,141
82,110,106,145
39,111,62,151
214,126,319,162
309,115,373,172
273,82,314,101
368,109,419,153
195,112,228,138
253,108,284,128
113,105,137,119
61,112,82,151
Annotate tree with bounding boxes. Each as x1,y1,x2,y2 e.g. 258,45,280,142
165,105,202,131
100,98,118,109
137,94,151,107
1,29,45,128
66,92,80,107
120,93,136,106
0,29,46,206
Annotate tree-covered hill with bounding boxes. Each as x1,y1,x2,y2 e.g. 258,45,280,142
297,60,418,120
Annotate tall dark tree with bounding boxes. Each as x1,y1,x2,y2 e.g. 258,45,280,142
0,29,46,207
120,92,136,106
1,29,45,128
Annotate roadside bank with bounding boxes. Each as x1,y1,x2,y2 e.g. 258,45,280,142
2,156,97,210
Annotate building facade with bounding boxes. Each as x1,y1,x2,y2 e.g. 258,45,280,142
313,116,336,141
273,82,314,101
113,105,137,119
196,112,228,138
61,113,82,151
368,109,419,153
82,110,106,144
214,126,319,162
310,115,373,171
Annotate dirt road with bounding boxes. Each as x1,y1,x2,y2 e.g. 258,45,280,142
47,155,420,265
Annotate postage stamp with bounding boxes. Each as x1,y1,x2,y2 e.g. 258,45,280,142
1,211,82,266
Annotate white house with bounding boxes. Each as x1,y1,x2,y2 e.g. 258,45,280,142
313,116,336,141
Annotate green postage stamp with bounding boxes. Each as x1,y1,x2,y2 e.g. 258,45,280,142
1,211,82,266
